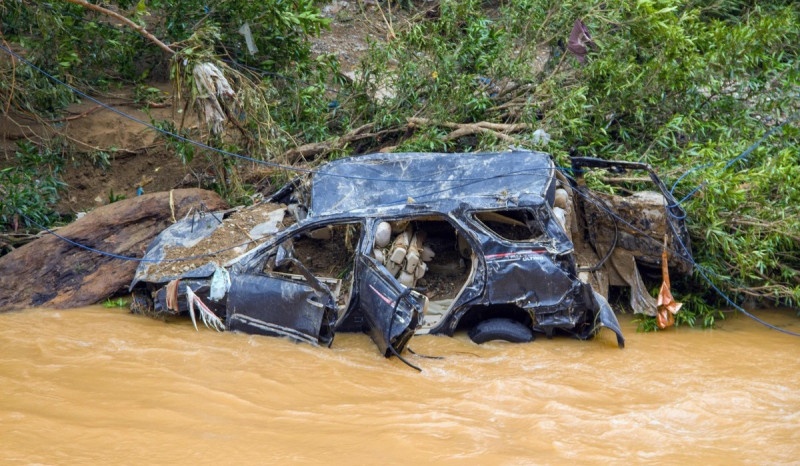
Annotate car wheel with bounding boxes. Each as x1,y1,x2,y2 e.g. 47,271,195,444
468,318,534,344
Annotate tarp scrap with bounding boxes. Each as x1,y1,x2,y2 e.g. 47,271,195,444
567,19,595,64
656,247,682,329
192,63,235,135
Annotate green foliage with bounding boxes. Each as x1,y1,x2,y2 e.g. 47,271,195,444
146,0,329,69
634,315,660,333
1,1,145,115
0,142,65,231
103,297,129,308
107,188,126,204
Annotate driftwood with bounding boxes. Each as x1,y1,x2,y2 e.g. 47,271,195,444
283,123,407,162
407,117,529,143
283,117,532,162
0,189,228,312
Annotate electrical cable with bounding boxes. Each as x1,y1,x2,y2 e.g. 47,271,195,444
576,187,619,273
666,107,800,212
386,287,422,372
19,211,260,264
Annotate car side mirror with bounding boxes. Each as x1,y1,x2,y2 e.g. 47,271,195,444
275,241,293,268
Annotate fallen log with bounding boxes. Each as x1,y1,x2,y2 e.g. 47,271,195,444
0,189,228,312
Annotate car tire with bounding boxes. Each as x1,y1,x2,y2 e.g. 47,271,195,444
468,318,534,344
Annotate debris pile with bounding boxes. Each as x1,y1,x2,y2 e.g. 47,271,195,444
373,221,436,289
142,202,290,281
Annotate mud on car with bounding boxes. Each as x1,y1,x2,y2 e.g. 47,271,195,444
130,150,691,358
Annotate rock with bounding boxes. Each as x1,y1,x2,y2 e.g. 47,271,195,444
0,189,228,312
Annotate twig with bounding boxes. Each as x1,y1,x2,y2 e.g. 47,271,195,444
1,33,16,160
600,176,653,184
48,104,103,122
283,122,384,162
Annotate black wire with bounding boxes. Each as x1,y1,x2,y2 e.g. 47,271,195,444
576,187,618,273
386,286,422,372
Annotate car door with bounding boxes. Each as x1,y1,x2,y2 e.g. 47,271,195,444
226,219,364,347
226,238,339,346
355,253,425,357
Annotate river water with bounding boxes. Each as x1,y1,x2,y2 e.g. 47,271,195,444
1,306,798,464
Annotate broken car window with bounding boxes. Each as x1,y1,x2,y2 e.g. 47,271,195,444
371,217,474,301
473,209,548,243
263,222,362,311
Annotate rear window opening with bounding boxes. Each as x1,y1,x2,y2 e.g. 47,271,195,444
371,216,476,331
473,209,548,242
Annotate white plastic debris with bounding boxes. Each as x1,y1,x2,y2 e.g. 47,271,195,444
532,128,551,146
237,22,258,55
421,245,436,262
186,286,225,332
209,265,231,302
377,225,432,289
375,221,392,248
192,62,235,135
249,208,287,238
555,188,569,210
553,207,567,230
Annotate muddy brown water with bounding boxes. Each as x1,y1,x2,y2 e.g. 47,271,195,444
1,307,798,464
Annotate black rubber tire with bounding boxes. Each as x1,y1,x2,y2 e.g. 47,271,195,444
468,318,534,344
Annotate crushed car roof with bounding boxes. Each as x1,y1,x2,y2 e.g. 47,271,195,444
309,150,556,216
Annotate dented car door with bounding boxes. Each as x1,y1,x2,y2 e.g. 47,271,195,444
355,253,425,357
226,238,338,347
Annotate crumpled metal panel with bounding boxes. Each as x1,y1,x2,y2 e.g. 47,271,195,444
310,150,556,216
226,271,337,347
130,212,227,288
357,255,423,356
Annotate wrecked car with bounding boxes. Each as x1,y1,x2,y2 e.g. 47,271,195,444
130,149,691,357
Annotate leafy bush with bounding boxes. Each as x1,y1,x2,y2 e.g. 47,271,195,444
0,142,65,231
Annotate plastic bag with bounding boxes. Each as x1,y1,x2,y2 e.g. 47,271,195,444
209,265,231,302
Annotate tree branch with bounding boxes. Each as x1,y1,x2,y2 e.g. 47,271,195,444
62,0,175,55
408,117,529,143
